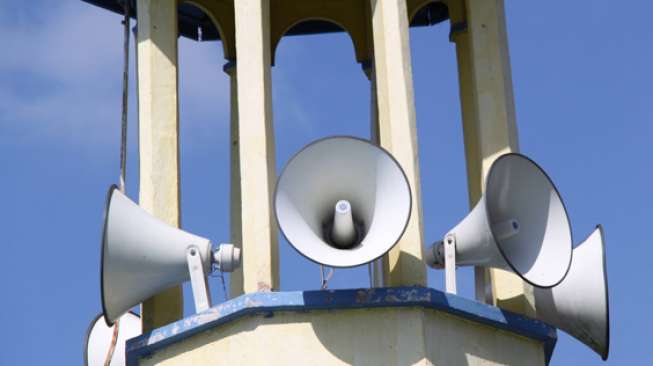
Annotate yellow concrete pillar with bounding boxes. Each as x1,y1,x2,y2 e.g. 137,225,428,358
370,0,426,287
447,0,535,316
136,0,183,331
233,0,280,293
223,61,244,298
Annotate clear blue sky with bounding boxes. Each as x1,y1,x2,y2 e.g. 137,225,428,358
1,1,651,364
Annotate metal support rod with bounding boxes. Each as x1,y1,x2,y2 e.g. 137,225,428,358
371,259,384,287
186,247,212,313
444,234,457,294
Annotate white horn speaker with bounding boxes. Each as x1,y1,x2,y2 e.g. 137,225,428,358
534,225,610,360
275,136,412,267
84,311,141,366
428,153,573,288
101,185,240,326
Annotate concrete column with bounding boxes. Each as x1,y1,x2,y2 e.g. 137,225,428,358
448,0,535,316
136,0,183,331
370,0,426,287
233,0,279,293
223,60,244,297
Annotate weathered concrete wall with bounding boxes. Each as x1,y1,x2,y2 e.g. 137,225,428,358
138,308,545,366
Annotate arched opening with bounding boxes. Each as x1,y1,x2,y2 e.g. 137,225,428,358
176,3,231,316
408,0,449,27
408,1,475,297
272,20,372,291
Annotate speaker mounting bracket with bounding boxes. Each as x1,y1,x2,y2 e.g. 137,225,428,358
187,246,212,313
444,234,457,294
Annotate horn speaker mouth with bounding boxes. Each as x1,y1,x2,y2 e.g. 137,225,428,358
274,136,412,268
485,153,573,288
100,184,119,326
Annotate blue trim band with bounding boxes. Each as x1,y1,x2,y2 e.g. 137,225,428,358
126,287,556,365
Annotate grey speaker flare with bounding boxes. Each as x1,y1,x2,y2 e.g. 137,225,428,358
274,136,412,268
84,311,141,366
101,185,240,326
535,225,610,360
428,153,573,288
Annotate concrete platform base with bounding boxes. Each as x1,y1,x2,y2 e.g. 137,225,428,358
127,287,556,366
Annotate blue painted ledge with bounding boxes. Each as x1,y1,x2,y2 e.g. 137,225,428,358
126,287,556,365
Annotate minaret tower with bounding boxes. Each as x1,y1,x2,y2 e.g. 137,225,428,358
84,1,557,365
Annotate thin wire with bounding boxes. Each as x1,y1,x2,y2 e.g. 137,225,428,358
210,267,229,302
118,0,130,194
104,320,120,366
219,273,228,301
321,266,334,289
104,2,130,365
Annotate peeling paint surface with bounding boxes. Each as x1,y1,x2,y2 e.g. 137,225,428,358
126,286,557,365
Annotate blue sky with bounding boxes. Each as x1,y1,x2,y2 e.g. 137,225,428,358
1,1,651,364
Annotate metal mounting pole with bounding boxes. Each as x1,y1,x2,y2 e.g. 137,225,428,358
444,234,457,294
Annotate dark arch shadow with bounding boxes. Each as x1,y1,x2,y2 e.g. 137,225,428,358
179,1,234,60
273,18,359,66
409,1,449,26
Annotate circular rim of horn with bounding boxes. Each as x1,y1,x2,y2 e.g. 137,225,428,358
273,135,412,268
83,311,140,366
487,153,574,289
595,224,610,360
100,184,119,327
